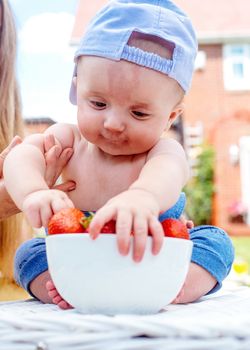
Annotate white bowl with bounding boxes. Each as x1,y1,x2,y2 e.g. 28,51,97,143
46,234,193,315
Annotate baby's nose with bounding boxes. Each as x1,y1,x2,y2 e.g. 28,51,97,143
103,113,125,132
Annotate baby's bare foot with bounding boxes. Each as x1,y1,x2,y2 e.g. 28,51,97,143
171,283,185,304
46,280,73,309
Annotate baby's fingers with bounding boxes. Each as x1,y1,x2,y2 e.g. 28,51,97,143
40,204,54,228
26,208,43,228
133,215,148,262
186,220,194,229
116,209,132,256
51,196,74,215
149,216,164,255
88,207,116,239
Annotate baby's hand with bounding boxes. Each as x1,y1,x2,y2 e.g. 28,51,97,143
88,189,164,262
180,215,194,229
22,189,74,228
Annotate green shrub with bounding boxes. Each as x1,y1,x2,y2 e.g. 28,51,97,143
184,143,215,225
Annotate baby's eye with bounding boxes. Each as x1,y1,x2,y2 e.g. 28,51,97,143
132,111,150,119
90,101,106,109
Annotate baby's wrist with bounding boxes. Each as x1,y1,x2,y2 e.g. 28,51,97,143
22,187,49,205
128,187,159,205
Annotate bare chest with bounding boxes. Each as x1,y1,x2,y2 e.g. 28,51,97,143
62,148,146,211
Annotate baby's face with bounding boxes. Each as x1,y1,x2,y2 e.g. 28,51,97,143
75,56,183,156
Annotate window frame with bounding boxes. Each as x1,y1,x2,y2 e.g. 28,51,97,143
223,44,250,91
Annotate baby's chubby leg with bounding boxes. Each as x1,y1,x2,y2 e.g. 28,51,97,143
29,270,52,303
172,262,216,303
14,238,71,309
29,270,72,309
173,225,234,304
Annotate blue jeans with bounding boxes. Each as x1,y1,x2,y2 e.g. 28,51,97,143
14,193,234,297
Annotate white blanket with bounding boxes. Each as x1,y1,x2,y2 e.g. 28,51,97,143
0,286,250,350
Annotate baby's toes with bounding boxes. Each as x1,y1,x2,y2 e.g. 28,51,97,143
45,278,73,309
58,300,73,310
52,294,63,305
46,280,58,299
47,288,58,299
46,279,56,291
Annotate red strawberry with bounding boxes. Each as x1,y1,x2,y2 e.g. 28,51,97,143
100,220,116,233
81,214,116,234
48,208,88,234
161,218,190,240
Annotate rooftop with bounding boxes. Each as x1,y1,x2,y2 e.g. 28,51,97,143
71,0,250,44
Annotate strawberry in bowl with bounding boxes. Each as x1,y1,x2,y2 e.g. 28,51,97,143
48,208,87,234
161,218,190,240
48,209,190,239
48,208,116,235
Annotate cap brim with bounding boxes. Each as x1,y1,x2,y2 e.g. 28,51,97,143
69,65,77,105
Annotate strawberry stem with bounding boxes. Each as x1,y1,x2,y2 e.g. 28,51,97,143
80,212,94,229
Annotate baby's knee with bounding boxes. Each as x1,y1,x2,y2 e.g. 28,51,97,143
14,238,48,293
190,225,235,294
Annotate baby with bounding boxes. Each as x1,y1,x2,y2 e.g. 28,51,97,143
4,0,234,309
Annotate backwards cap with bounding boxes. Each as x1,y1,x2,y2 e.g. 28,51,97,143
70,0,197,104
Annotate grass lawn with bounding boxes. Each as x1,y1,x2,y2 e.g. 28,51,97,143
231,237,250,271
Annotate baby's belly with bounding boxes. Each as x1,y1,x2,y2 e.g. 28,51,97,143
67,183,128,211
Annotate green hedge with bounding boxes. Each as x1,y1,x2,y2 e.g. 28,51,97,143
184,143,215,225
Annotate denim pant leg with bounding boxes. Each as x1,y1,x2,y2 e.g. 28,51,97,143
190,225,235,294
14,238,47,297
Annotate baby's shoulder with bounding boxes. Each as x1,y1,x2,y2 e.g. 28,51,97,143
46,122,79,135
147,138,185,159
46,123,82,148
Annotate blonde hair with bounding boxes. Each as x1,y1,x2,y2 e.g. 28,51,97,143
0,0,23,146
0,0,29,282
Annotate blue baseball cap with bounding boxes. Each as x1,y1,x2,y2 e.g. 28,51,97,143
70,0,198,105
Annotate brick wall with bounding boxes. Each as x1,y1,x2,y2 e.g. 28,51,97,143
184,44,250,235
24,118,55,136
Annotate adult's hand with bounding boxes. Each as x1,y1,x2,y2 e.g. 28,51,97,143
0,134,75,221
43,134,75,192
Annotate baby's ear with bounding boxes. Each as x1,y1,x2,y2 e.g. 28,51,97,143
165,102,184,130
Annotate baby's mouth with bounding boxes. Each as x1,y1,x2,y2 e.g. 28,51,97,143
101,133,126,144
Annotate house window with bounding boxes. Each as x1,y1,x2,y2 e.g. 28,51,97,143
239,136,250,225
194,50,206,70
223,44,250,91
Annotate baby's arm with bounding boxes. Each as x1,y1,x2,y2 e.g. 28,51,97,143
89,138,189,261
3,124,76,227
131,138,189,211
